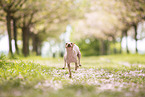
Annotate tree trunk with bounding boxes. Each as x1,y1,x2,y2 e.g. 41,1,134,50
113,38,117,54
13,18,19,54
133,24,138,53
22,26,30,57
6,12,13,56
31,33,42,56
99,40,105,55
125,30,129,54
37,41,42,56
31,33,41,55
32,33,37,53
107,39,110,55
120,32,123,54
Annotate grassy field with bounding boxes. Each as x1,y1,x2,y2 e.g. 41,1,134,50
0,54,145,97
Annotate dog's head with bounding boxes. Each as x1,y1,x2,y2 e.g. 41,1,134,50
65,42,74,49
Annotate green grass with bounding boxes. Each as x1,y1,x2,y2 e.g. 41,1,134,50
0,54,145,97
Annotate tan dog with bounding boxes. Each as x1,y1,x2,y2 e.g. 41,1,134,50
63,42,81,78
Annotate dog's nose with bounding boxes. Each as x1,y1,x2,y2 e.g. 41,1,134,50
68,44,71,47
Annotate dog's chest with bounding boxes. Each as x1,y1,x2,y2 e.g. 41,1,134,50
66,50,77,64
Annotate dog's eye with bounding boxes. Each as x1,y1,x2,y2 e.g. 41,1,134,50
66,43,68,45
71,43,73,44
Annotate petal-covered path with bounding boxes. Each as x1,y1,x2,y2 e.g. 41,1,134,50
0,55,145,97
32,55,145,97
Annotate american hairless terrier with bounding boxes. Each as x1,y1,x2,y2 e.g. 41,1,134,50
63,42,81,78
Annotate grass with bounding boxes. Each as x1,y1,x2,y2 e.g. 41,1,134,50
0,54,145,97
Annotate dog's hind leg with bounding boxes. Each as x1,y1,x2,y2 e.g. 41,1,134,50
77,52,81,66
75,62,78,71
67,64,71,78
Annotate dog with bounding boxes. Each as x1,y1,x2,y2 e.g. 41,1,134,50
63,42,81,78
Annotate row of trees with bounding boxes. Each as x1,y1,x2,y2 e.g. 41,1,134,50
0,0,144,56
0,0,88,57
115,0,145,54
72,0,145,54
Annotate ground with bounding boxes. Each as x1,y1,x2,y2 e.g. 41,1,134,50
0,54,145,97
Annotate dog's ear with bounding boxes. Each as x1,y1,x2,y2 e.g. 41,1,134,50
72,43,75,46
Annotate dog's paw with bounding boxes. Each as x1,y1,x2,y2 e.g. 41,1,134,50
62,67,65,69
79,64,82,67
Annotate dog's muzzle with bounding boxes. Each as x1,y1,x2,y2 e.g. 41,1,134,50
68,44,71,47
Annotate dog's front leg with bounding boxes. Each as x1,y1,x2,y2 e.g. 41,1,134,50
62,58,66,69
67,64,71,78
